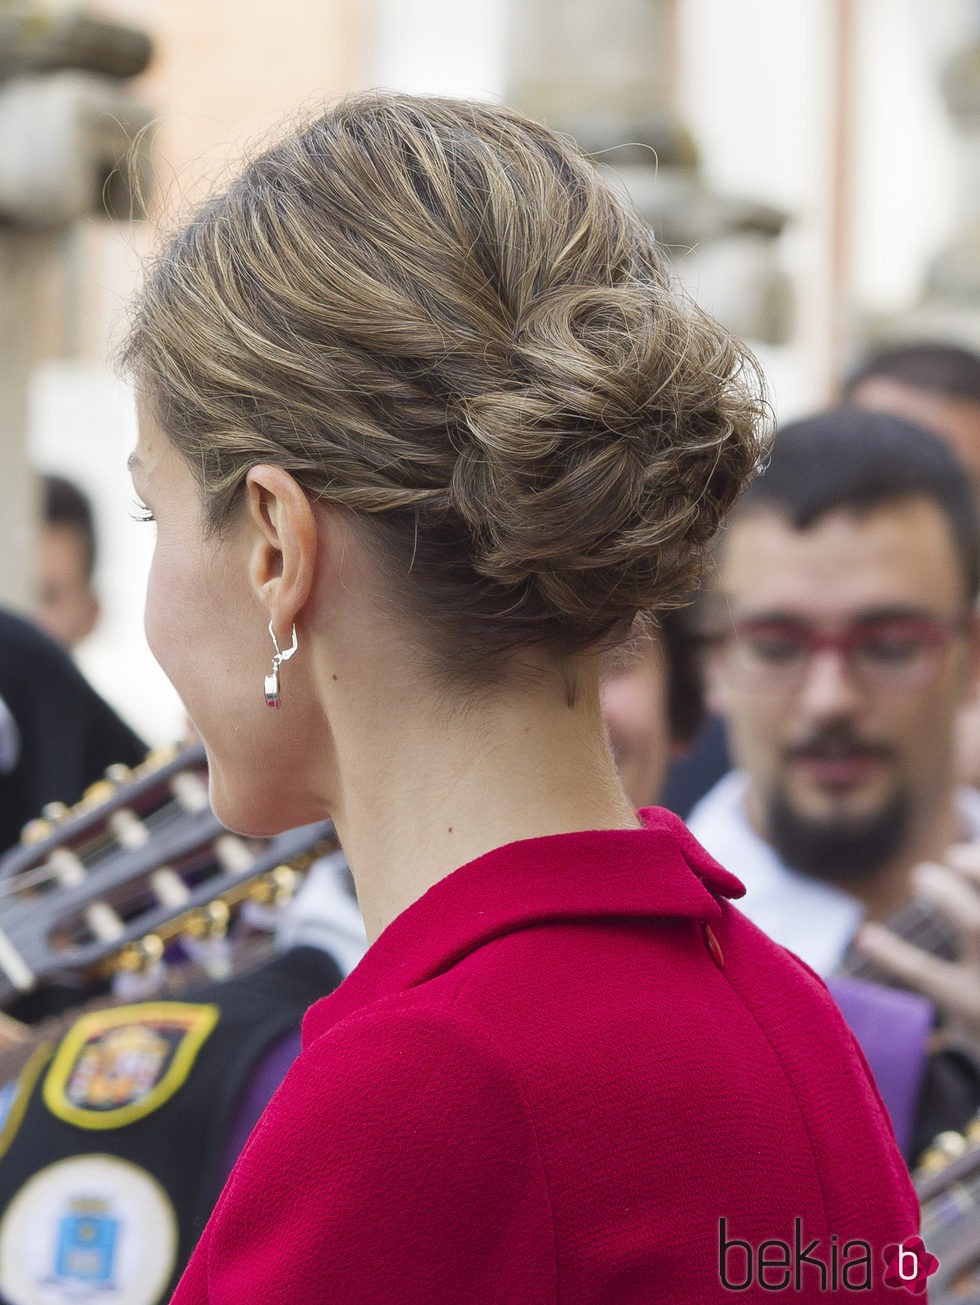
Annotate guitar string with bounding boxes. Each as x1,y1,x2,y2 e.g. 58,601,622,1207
0,765,212,905
922,1166,980,1242
0,797,205,901
841,902,958,980
0,837,155,899
0,840,245,905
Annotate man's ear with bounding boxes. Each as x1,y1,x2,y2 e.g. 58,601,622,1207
244,466,318,634
78,591,100,644
966,606,980,702
690,579,729,718
702,650,731,718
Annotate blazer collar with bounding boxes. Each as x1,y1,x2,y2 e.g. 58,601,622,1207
303,808,743,1045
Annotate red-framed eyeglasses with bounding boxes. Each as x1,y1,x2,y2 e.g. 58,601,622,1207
704,614,970,692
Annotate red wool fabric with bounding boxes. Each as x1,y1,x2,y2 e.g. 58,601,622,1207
171,810,920,1304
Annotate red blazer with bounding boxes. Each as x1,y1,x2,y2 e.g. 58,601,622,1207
171,810,921,1303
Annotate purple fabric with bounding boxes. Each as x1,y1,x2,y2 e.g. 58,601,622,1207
221,1029,302,1180
827,975,932,1156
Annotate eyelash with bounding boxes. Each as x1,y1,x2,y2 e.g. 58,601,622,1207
131,501,155,524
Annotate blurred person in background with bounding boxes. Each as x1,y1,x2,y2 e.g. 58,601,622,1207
0,607,145,858
844,340,980,501
845,340,980,791
600,608,705,809
660,339,980,819
33,474,101,652
688,409,980,1054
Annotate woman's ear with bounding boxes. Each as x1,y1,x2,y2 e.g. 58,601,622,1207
244,466,318,634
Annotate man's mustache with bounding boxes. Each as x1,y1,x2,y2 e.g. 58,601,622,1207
784,728,894,763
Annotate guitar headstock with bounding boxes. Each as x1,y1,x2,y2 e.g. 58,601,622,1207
0,743,337,1007
915,1113,980,1302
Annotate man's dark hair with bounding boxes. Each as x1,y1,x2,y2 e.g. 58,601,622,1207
844,340,980,404
42,475,96,580
731,408,980,602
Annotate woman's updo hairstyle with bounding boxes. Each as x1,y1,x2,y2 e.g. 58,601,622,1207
125,92,768,679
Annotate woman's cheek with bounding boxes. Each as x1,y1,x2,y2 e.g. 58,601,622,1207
143,551,167,670
143,547,190,693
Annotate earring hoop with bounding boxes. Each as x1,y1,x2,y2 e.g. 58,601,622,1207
264,622,299,709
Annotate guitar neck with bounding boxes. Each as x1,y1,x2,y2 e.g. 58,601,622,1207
916,1119,980,1302
0,744,336,1006
838,898,959,982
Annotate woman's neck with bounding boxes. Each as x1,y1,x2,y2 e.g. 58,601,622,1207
316,651,640,944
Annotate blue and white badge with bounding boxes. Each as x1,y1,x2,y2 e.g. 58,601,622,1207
54,1196,119,1288
0,1153,178,1304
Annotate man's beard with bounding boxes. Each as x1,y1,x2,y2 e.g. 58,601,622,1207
767,785,910,886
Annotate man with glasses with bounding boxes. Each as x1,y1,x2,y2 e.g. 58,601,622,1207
688,409,980,987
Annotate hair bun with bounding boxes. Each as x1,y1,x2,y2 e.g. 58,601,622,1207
451,279,767,625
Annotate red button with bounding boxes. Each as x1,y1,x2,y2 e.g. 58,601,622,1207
702,922,724,969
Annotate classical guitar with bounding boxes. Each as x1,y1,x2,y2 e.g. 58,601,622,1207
917,1114,980,1303
0,741,336,1013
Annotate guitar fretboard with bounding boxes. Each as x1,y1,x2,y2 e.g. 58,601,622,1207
839,898,959,982
0,744,335,1006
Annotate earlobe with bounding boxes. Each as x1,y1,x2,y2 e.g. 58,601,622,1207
79,594,100,644
244,466,318,631
968,613,980,699
703,658,729,717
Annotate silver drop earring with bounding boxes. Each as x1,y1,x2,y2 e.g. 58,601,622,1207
264,622,299,708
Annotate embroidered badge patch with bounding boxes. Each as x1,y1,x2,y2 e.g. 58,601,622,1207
0,1152,178,1305
43,1002,219,1130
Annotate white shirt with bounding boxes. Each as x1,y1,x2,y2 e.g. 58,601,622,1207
687,770,980,975
275,848,367,977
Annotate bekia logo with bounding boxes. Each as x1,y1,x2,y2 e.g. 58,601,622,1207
719,1220,939,1293
882,1239,939,1293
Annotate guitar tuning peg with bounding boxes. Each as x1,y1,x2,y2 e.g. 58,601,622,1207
250,864,299,907
303,835,340,868
116,933,165,973
20,817,53,845
186,900,231,940
140,744,180,774
80,779,116,809
104,763,132,785
272,864,300,904
41,801,71,823
919,1129,969,1174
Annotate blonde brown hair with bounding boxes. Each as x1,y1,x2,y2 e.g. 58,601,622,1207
124,92,768,677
